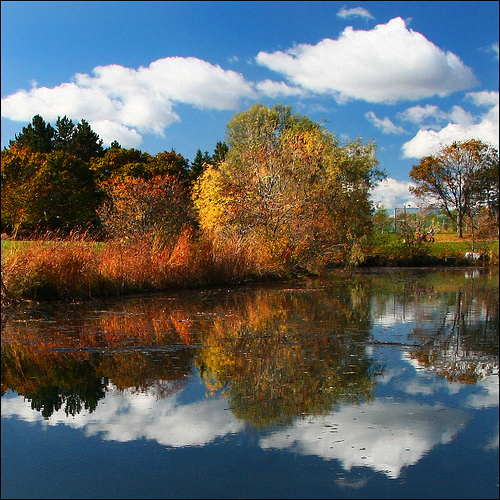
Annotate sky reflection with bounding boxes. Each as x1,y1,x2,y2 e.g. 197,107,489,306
1,268,498,496
2,367,497,479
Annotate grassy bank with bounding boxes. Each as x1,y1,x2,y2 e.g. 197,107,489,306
366,233,499,267
2,232,498,303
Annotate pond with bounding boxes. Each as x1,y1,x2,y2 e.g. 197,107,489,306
1,267,498,499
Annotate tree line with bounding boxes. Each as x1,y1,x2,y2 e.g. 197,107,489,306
2,104,386,270
2,104,498,271
1,113,228,236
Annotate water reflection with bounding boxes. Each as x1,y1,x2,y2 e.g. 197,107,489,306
260,400,469,479
1,268,499,486
2,384,245,447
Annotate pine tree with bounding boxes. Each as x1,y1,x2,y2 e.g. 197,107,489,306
71,119,105,162
10,115,55,153
212,141,228,165
53,115,76,152
190,149,211,181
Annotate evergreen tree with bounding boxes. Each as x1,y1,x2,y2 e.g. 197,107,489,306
71,119,105,162
190,149,211,181
53,115,76,152
212,141,229,165
10,114,55,153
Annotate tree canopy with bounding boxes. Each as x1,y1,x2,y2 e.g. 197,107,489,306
409,139,499,238
10,114,105,162
193,103,384,272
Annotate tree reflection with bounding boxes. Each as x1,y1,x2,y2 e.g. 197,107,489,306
408,273,499,384
196,281,382,428
1,345,107,418
1,269,498,423
1,300,202,418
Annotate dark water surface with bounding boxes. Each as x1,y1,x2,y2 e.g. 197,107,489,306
1,268,498,499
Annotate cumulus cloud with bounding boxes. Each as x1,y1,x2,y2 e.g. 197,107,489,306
401,91,499,158
255,17,479,104
365,111,407,134
1,56,257,147
337,6,374,20
370,177,420,209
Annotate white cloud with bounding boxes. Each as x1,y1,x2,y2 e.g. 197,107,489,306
466,89,499,108
255,79,306,98
370,177,421,209
90,120,143,148
490,42,499,60
255,17,479,104
143,57,256,109
1,82,119,124
1,57,257,147
337,6,374,20
402,91,499,158
397,104,448,126
365,111,407,134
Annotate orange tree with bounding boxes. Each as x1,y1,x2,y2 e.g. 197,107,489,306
92,146,194,242
97,175,195,243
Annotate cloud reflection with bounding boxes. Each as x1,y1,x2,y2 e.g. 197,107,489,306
2,370,497,478
259,401,468,479
0,383,471,480
1,384,245,448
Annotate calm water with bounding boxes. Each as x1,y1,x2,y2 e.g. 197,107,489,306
1,268,498,499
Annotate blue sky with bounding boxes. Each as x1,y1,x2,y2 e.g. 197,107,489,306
1,1,498,208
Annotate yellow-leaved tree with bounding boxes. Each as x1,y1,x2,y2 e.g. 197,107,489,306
193,103,384,273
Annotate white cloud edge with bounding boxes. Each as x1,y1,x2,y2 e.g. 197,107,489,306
255,17,479,104
400,91,499,158
337,6,375,20
370,177,420,209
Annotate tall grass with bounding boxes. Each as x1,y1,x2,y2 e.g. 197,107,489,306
2,238,102,300
2,230,498,302
1,229,284,302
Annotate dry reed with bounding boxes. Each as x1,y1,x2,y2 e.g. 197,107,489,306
1,228,283,301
